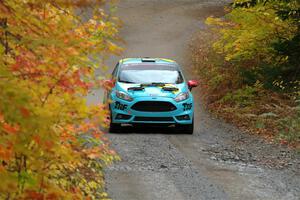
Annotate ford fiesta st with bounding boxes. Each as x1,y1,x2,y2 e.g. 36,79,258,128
104,58,198,134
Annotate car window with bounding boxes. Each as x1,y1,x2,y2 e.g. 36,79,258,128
118,64,184,84
112,63,119,78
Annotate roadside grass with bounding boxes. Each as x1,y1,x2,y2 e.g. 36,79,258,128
190,30,300,149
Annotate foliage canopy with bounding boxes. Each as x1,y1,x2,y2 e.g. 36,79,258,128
0,0,120,199
191,0,299,145
207,0,300,89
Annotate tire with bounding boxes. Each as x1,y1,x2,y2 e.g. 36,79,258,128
109,122,121,133
177,117,194,134
109,107,121,133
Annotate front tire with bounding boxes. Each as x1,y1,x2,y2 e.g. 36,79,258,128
109,122,121,133
109,107,121,133
177,118,194,134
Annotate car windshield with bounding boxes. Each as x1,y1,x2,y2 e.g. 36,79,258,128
118,64,184,84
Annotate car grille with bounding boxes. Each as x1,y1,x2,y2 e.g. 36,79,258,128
131,101,177,112
134,117,174,122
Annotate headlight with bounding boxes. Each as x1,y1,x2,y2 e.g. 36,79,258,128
116,90,133,102
174,92,189,102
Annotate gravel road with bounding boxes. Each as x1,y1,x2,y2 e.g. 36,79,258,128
93,0,300,199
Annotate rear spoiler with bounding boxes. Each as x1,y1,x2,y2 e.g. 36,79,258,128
141,58,156,62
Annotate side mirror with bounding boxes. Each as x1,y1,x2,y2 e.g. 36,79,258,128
187,80,198,91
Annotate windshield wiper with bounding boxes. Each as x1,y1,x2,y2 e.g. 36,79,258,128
119,80,136,84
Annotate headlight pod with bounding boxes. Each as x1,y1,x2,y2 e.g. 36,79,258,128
116,90,133,102
174,92,189,102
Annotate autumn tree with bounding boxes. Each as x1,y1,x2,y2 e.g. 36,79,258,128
0,0,121,199
207,0,299,89
191,0,300,144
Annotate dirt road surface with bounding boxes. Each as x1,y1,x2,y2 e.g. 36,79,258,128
89,0,300,199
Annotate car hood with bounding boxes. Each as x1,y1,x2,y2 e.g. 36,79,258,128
116,82,188,98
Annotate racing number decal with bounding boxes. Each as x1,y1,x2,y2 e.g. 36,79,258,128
115,101,128,110
183,103,192,111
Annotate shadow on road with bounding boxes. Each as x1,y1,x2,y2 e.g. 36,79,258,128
110,125,183,135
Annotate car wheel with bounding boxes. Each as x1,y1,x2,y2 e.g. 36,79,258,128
109,122,121,133
109,107,121,133
177,117,194,134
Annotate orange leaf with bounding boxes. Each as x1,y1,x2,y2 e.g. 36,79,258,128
33,135,41,144
0,145,13,161
20,107,30,117
2,123,19,134
44,141,54,149
24,190,44,200
46,192,59,200
92,132,101,139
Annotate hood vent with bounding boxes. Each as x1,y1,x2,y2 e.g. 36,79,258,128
128,86,144,91
162,87,179,92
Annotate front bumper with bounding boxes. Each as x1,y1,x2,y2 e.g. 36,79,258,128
110,96,194,125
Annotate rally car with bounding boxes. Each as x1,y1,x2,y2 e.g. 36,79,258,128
104,58,198,134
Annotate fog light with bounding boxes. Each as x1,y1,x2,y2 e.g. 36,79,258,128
176,115,190,121
115,114,131,120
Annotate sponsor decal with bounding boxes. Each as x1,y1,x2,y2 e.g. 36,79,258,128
183,103,192,111
115,101,128,110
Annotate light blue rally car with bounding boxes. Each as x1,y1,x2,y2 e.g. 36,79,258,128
104,58,198,134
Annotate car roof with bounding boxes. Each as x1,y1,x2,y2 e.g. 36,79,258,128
119,58,179,67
